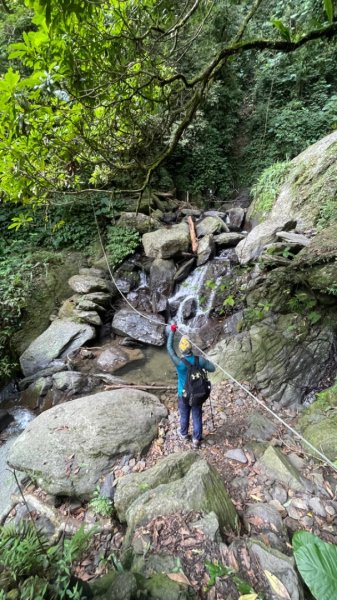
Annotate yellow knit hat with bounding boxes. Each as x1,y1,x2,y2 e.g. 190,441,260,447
178,337,192,353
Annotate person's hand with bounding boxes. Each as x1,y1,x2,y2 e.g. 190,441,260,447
170,323,177,332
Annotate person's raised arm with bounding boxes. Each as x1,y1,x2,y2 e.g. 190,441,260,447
166,323,180,366
200,355,216,373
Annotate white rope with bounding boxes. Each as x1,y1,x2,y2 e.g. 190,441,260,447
92,205,337,474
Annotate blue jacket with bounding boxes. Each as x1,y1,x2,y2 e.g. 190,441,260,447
166,331,216,397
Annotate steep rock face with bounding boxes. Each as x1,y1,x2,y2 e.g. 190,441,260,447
238,131,337,264
208,314,334,406
250,130,337,228
8,389,167,497
12,252,87,355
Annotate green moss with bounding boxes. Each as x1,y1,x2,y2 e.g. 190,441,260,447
249,161,291,221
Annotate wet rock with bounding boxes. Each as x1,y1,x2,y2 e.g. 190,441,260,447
196,216,228,237
181,298,197,320
96,347,130,373
142,223,190,259
0,410,14,433
19,319,96,377
100,473,115,500
112,308,165,346
256,446,306,491
108,571,137,600
21,376,53,408
214,232,245,247
68,274,116,294
8,389,167,498
224,207,245,231
173,258,196,283
197,234,215,266
52,371,88,393
149,258,176,312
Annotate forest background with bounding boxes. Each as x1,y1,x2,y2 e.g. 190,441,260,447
1,0,337,381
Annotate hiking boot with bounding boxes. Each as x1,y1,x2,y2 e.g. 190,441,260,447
178,431,190,441
192,438,201,448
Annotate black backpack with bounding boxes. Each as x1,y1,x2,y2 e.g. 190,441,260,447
181,356,211,407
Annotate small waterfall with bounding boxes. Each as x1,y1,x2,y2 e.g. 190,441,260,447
169,251,233,333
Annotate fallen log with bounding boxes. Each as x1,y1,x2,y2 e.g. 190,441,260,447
187,215,198,254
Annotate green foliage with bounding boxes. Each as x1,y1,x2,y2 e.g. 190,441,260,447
251,161,290,218
88,487,114,518
287,290,321,324
106,226,140,270
316,198,337,230
293,530,337,600
205,560,262,597
244,302,271,327
0,520,92,599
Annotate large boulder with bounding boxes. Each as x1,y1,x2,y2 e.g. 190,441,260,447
112,309,165,346
7,389,167,497
114,451,239,540
19,319,96,377
68,274,116,295
208,314,334,406
142,223,190,259
240,131,337,264
297,384,337,460
235,218,296,264
118,212,161,234
196,216,228,237
149,258,176,312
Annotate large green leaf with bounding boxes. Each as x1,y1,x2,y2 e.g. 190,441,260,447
292,530,327,553
294,540,337,600
323,0,334,23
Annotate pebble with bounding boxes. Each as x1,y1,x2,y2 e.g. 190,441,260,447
287,506,302,520
325,504,336,516
225,448,248,464
308,497,327,518
129,458,136,467
300,516,314,528
272,485,288,505
269,499,287,516
290,498,308,511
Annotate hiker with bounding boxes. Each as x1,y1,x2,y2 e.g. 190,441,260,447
166,323,215,448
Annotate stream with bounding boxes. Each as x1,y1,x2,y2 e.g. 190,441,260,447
0,250,235,516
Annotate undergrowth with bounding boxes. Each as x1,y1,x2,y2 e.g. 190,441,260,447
250,161,290,219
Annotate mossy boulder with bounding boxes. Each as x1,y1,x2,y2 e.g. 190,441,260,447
297,384,337,460
249,130,337,229
209,314,334,406
115,451,239,541
11,252,87,355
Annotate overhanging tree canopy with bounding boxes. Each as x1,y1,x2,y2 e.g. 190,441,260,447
0,0,336,206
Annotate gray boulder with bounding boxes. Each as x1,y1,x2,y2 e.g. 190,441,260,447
68,274,115,294
256,446,306,492
196,216,228,237
197,234,215,266
224,207,245,231
209,314,334,406
149,258,176,312
214,232,245,248
96,346,143,373
236,219,296,264
8,389,167,497
19,319,96,377
112,309,165,346
118,212,161,234
114,451,239,539
142,223,190,259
